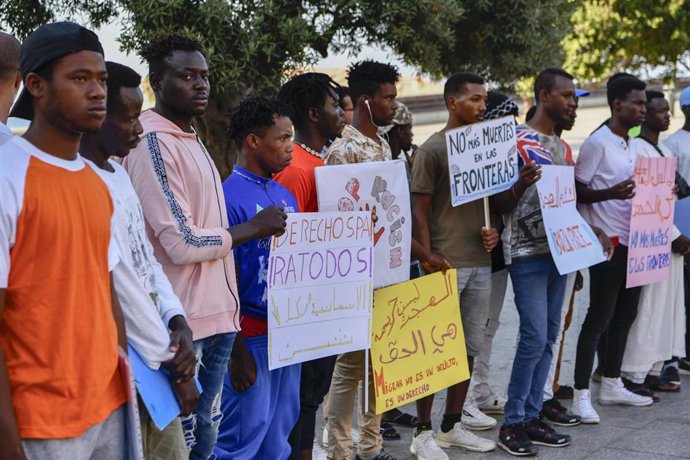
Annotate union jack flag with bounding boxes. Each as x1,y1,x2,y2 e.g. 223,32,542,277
516,126,554,166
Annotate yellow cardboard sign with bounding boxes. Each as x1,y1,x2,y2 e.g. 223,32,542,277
371,270,469,413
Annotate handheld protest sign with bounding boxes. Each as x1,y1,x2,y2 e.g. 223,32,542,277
267,211,374,370
315,160,411,289
536,165,606,274
446,116,518,206
627,157,677,288
371,270,469,414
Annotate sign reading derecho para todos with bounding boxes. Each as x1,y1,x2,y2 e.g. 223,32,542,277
371,270,469,413
316,160,411,289
627,157,677,288
536,165,606,274
446,116,518,206
267,211,374,370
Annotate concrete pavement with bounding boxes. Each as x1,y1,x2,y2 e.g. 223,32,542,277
314,273,690,459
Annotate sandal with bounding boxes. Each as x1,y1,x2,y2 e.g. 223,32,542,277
379,422,401,441
381,409,418,427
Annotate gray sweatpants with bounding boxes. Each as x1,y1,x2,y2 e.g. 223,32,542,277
22,405,126,460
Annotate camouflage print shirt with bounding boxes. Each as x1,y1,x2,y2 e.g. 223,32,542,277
324,124,392,165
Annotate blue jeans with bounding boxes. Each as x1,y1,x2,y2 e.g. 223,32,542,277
182,332,237,460
504,257,567,426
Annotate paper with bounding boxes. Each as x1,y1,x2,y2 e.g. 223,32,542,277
128,345,183,431
627,157,677,288
371,270,469,413
267,212,374,370
446,116,518,206
536,165,606,274
315,160,411,289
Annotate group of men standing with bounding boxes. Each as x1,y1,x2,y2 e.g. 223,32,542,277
0,20,689,460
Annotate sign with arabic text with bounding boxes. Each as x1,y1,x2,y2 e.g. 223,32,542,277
446,116,518,206
267,211,374,370
316,159,411,289
627,157,677,288
536,165,606,274
371,270,469,413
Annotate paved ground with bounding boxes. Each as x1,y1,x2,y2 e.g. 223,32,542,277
313,271,690,459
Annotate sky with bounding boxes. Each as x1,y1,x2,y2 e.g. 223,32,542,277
97,21,419,78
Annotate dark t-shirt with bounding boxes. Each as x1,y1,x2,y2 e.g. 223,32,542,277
411,132,490,268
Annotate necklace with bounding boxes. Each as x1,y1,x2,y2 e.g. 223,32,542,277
298,143,323,159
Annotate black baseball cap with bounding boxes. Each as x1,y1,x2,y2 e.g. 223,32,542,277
9,22,104,120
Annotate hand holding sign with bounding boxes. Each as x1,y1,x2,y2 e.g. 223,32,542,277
606,177,636,200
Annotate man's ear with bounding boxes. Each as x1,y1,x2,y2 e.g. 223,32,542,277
13,71,21,91
307,106,319,124
246,132,261,150
149,72,162,92
24,73,46,99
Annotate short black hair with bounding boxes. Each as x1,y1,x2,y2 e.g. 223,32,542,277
139,34,205,76
228,95,293,149
645,90,665,104
533,68,574,102
277,73,341,131
347,60,400,103
607,72,635,88
106,61,141,114
443,73,484,106
607,76,646,107
0,32,20,80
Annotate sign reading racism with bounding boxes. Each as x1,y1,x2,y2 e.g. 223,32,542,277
536,165,606,274
627,157,677,288
371,270,469,413
446,116,518,206
267,212,374,370
315,160,411,289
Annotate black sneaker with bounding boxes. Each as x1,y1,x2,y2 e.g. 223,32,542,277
498,423,538,457
661,365,681,386
679,358,690,376
554,385,574,399
355,450,398,460
525,418,571,448
541,398,582,426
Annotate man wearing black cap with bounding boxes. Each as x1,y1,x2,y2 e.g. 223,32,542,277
0,22,128,459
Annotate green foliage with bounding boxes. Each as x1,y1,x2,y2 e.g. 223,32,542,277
1,0,580,174
564,0,690,84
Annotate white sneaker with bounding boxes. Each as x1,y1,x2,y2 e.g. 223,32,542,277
572,389,600,424
599,377,653,407
461,399,497,430
410,430,449,460
476,392,506,415
435,422,496,453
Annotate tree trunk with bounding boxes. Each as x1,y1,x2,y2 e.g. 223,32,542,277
193,91,240,180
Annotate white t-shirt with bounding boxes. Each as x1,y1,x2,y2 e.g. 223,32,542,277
0,121,13,146
86,158,187,369
663,129,690,183
575,125,637,246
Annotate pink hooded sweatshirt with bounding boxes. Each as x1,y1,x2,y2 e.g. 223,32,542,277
123,110,239,340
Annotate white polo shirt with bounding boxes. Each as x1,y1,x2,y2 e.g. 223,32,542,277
575,124,636,246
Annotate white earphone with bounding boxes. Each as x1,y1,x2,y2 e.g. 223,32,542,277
364,99,378,127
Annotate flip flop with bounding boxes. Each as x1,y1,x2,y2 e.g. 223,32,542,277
379,422,401,441
382,411,418,427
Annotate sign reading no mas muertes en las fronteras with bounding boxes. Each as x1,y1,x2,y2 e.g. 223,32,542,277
446,116,518,206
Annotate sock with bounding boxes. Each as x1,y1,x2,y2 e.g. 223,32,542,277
441,413,462,433
415,421,433,436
